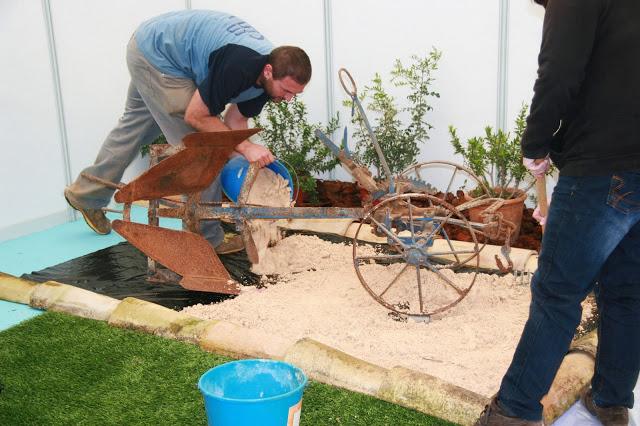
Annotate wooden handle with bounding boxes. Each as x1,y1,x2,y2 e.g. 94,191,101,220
535,176,548,232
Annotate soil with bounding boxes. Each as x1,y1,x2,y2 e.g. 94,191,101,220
296,179,366,208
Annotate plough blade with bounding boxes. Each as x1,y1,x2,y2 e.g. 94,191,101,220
112,220,240,295
114,129,260,203
182,129,260,148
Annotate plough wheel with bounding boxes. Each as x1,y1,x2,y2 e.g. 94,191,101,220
352,193,481,318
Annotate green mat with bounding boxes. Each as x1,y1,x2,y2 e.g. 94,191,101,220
0,312,454,426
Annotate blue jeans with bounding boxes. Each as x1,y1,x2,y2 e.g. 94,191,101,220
498,171,640,421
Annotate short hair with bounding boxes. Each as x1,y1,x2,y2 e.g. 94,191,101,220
268,46,312,85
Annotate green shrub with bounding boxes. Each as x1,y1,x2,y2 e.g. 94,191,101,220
344,49,441,177
449,103,553,199
253,97,340,202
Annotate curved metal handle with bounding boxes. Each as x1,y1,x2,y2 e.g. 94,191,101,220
338,68,357,97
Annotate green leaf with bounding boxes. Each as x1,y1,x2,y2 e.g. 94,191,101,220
447,103,553,198
347,48,441,177
253,97,340,178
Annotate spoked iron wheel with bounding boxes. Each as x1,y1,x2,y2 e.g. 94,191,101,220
353,193,481,319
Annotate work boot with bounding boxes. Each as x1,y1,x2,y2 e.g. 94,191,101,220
64,188,111,235
215,234,244,255
475,398,543,426
582,389,629,426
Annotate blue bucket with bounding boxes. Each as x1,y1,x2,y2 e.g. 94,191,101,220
220,156,294,202
198,359,307,426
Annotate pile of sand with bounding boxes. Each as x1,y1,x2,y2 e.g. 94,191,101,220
185,234,535,396
244,167,292,271
187,169,593,396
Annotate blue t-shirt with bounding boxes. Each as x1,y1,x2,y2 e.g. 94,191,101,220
135,10,274,117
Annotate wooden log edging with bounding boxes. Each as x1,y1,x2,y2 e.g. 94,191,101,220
199,320,294,360
0,272,38,304
0,273,596,425
542,332,597,425
284,338,389,395
31,281,120,321
108,297,213,343
379,366,488,426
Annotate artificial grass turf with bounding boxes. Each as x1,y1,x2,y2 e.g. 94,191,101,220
0,312,455,426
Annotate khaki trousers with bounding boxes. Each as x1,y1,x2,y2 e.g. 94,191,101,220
67,36,224,247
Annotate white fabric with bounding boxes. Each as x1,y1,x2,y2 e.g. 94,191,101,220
552,391,640,425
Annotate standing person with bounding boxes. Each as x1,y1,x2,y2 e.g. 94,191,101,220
476,0,640,425
64,10,311,254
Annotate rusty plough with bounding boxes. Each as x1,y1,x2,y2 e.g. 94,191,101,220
86,69,528,320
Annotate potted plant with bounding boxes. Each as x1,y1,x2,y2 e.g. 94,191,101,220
448,104,552,242
253,97,340,205
344,49,442,177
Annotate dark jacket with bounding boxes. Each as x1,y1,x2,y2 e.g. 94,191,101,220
521,0,640,175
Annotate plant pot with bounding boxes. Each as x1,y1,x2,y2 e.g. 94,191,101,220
466,188,527,244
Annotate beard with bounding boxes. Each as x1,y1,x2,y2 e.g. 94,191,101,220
262,78,284,102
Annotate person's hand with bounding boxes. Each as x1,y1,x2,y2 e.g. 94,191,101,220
238,142,275,168
523,156,551,178
532,205,547,226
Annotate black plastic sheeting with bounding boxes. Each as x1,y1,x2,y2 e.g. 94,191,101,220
22,241,260,311
21,224,354,311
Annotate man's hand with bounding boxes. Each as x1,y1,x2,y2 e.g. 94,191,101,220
236,141,275,167
523,156,551,178
185,92,273,166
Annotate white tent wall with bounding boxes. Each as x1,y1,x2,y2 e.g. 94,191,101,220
331,0,500,183
507,1,551,201
1,0,548,241
506,1,544,125
0,0,184,242
0,1,69,240
49,0,185,197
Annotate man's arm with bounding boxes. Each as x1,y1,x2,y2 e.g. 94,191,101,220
224,103,275,167
184,89,229,132
184,89,274,166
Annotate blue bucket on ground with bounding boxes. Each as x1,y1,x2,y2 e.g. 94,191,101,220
220,156,294,202
198,359,308,426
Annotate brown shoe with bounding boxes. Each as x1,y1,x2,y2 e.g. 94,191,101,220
215,234,244,255
64,188,111,235
582,389,629,426
475,398,543,426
